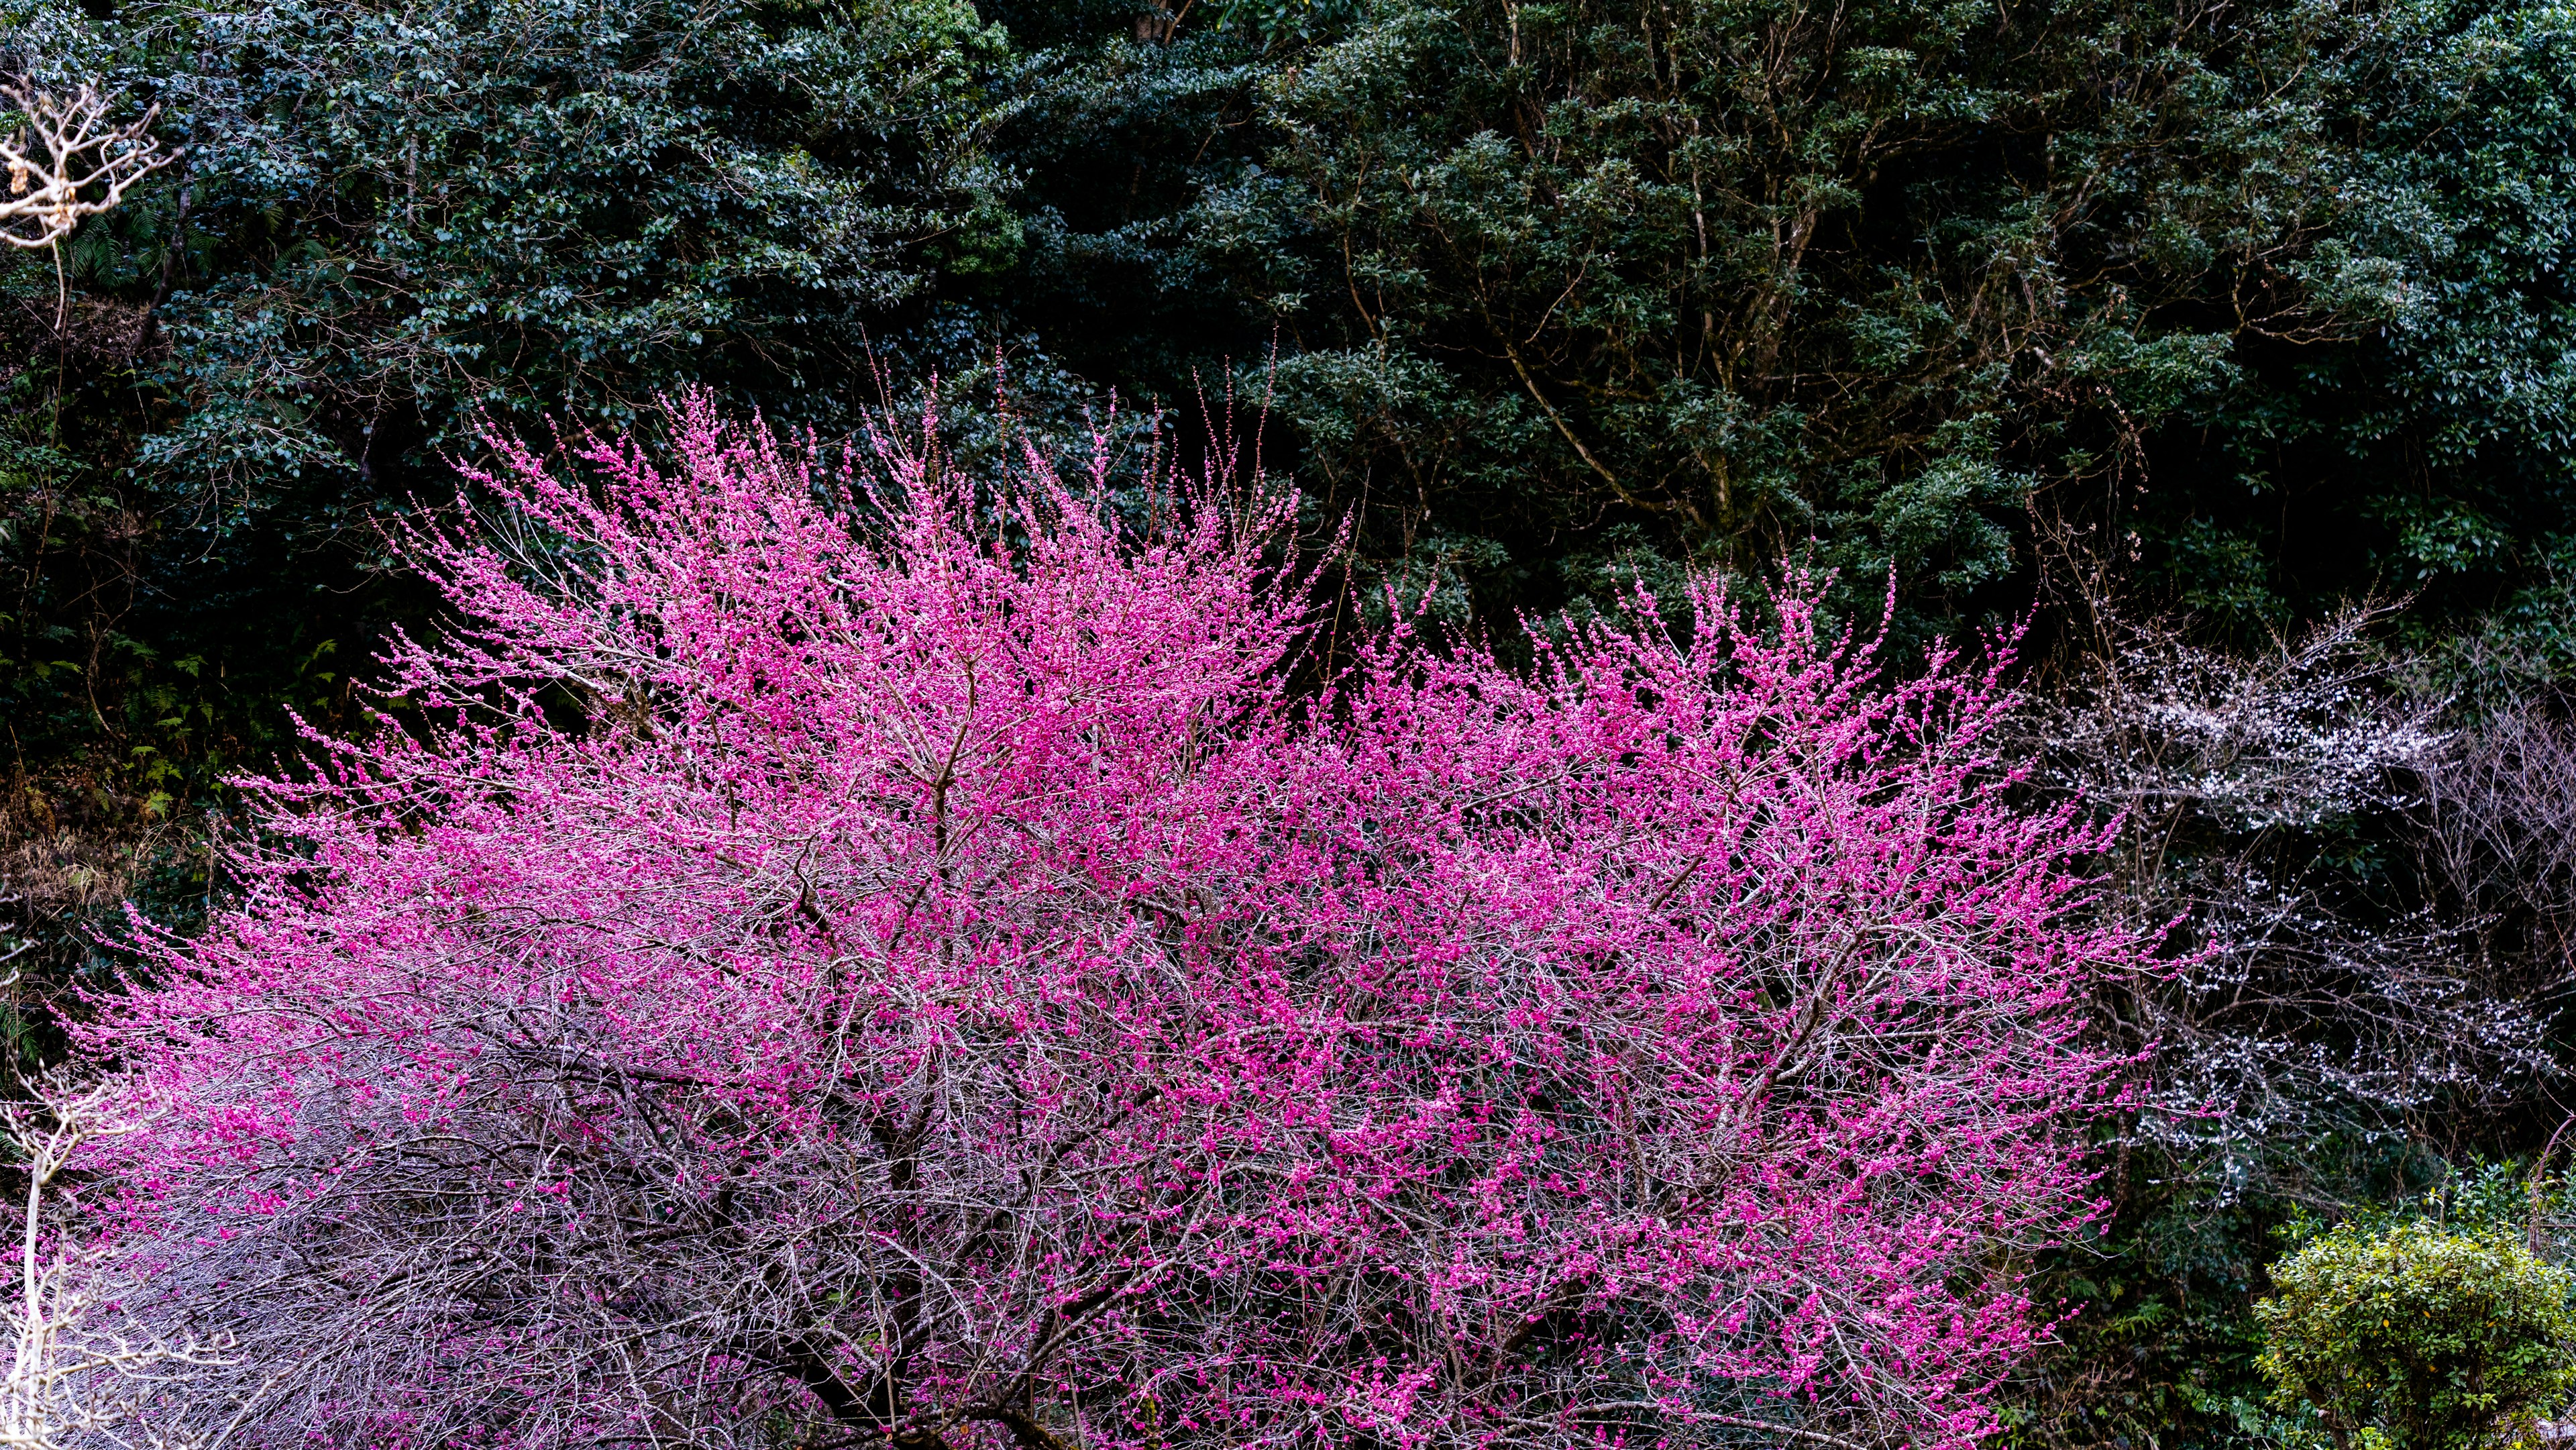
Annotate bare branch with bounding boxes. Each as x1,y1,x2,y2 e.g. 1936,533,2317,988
0,81,175,252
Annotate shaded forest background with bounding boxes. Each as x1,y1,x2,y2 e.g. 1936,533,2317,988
4,0,2575,1445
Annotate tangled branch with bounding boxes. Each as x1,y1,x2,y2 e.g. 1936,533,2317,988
0,1077,230,1449
1,80,178,327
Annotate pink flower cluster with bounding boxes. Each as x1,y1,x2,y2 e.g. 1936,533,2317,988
81,397,2131,1450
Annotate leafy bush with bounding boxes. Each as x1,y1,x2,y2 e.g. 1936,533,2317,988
2257,1221,2576,1450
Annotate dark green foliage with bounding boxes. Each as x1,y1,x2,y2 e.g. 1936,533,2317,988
140,0,1010,464
1220,0,2220,608
17,0,2573,821
2012,1178,2295,1450
1,0,1012,821
2009,1139,2477,1450
2143,0,2576,629
973,0,2574,643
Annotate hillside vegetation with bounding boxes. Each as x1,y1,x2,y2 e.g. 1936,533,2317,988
5,2,2576,1446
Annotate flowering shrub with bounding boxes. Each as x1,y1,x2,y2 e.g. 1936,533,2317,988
79,397,2132,1450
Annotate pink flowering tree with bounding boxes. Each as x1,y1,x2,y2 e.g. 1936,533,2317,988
71,397,2129,1450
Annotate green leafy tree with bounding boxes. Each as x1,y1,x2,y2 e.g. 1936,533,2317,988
1120,0,2373,622
2143,0,2576,629
989,0,2576,639
2257,1221,2576,1450
138,0,1012,480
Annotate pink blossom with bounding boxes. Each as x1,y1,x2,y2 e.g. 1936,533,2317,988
80,395,2133,1450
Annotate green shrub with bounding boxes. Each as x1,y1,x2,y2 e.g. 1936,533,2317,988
2256,1221,2576,1450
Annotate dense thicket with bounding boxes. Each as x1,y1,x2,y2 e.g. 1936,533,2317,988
3,0,2573,1445
994,0,2576,628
